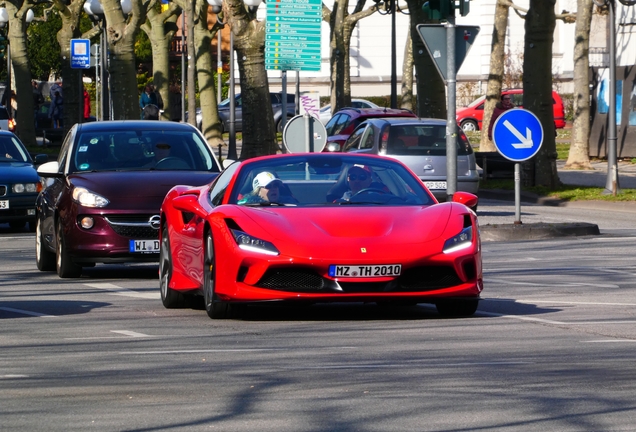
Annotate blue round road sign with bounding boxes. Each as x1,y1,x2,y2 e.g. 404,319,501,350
492,108,543,162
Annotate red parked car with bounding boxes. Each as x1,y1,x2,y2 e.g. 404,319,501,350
456,89,566,132
323,107,417,152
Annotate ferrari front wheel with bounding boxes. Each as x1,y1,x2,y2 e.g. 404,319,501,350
160,226,185,308
436,299,479,317
204,233,232,319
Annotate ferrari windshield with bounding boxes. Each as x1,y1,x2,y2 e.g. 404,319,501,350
70,129,219,173
230,155,435,207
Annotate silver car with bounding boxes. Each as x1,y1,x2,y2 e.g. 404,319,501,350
342,117,479,201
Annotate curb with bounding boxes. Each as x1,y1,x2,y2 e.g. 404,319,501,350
480,222,600,242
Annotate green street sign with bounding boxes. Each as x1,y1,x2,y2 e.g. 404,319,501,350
265,0,322,72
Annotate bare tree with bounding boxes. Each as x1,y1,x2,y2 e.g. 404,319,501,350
565,0,593,170
523,0,560,188
100,0,149,119
322,0,379,114
4,0,38,146
140,0,181,121
480,0,510,152
224,0,277,157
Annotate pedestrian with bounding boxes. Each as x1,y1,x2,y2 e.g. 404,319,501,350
169,83,182,121
153,85,164,111
32,81,44,108
487,94,515,141
49,79,62,101
140,84,158,119
50,91,63,128
83,86,91,121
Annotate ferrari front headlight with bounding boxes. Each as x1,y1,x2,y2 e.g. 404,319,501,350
443,226,473,254
231,229,279,256
72,187,109,208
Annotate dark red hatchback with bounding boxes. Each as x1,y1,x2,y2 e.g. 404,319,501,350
35,121,221,278
323,107,417,152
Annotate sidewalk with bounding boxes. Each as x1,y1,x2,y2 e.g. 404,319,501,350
477,159,636,240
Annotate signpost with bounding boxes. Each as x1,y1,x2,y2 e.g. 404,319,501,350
492,108,544,224
265,0,321,71
70,39,91,69
282,114,327,153
417,23,479,201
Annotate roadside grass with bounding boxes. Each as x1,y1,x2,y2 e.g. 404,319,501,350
481,179,636,202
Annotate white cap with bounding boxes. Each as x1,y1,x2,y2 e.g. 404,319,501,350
252,172,282,190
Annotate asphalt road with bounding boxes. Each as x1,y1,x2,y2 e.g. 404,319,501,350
2,201,636,431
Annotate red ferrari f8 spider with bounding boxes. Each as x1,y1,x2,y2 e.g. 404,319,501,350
159,153,482,318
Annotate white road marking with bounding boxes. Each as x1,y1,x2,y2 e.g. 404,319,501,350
0,307,56,318
111,330,153,338
476,310,566,325
0,374,29,379
84,283,160,300
484,278,619,289
120,348,287,355
285,361,532,370
583,340,636,343
515,299,636,307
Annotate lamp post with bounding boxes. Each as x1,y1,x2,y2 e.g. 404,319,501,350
374,0,408,109
208,0,261,159
84,0,131,121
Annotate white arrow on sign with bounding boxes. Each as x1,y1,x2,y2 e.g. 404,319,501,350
503,119,533,149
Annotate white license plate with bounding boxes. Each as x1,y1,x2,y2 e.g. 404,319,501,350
424,181,447,190
329,264,402,278
129,239,160,253
0,200,8,209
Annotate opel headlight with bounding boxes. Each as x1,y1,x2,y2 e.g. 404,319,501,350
443,226,473,254
230,229,279,256
72,187,109,208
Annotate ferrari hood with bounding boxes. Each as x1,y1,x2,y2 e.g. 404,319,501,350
237,205,452,245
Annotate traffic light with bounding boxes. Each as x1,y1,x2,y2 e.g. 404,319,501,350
458,0,470,17
422,0,451,21
422,1,471,20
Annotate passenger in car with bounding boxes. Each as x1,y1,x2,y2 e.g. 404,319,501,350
238,171,297,205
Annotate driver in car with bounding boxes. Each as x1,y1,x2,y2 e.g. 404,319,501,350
148,142,171,166
339,165,373,201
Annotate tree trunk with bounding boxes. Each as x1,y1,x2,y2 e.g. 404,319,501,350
565,0,593,170
142,6,179,121
480,0,509,152
193,0,223,146
328,2,347,113
523,0,560,188
225,0,277,158
5,1,36,146
186,0,196,127
407,0,446,119
401,28,414,111
102,0,146,120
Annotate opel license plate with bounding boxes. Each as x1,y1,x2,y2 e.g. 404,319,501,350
0,200,8,209
424,181,447,190
329,264,402,278
129,239,160,253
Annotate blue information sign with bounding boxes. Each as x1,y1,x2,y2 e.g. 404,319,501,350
70,39,91,69
492,108,544,162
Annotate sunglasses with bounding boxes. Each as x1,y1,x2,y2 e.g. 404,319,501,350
348,174,368,181
503,97,511,100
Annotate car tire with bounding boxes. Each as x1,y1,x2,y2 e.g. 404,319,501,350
460,120,479,132
36,217,55,271
435,299,479,317
160,226,186,308
203,232,231,319
56,222,82,278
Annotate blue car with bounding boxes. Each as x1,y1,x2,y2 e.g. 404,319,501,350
0,131,47,231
